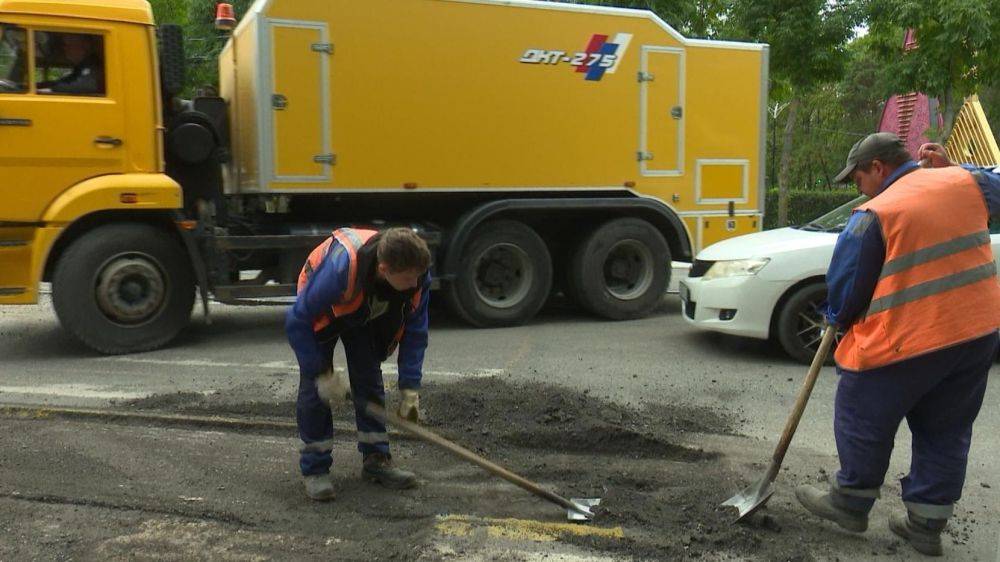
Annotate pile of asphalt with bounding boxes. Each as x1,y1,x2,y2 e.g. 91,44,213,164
114,377,855,559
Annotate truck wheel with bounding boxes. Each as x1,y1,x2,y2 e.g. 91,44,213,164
52,223,195,354
776,282,837,364
445,220,552,327
569,218,669,320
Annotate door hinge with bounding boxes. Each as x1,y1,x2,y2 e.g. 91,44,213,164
313,153,337,165
271,94,288,110
637,151,654,162
671,106,683,119
311,43,334,54
638,71,655,82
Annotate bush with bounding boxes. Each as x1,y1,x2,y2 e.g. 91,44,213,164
764,189,859,230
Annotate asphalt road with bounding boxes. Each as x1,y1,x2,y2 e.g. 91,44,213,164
1,294,998,561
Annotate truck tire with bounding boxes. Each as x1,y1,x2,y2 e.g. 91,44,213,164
569,218,669,320
52,223,195,354
445,220,552,327
775,282,837,364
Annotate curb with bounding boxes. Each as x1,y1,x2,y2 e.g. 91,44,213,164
0,404,401,437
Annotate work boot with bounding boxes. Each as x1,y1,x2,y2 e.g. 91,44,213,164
794,484,868,532
888,511,945,556
303,474,336,501
362,452,418,489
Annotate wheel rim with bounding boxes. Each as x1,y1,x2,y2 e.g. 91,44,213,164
792,294,840,356
94,253,168,326
603,239,654,300
472,243,533,309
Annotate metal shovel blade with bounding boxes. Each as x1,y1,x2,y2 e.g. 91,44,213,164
568,498,601,521
721,476,774,522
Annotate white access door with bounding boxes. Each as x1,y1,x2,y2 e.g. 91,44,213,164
639,46,684,176
263,19,331,184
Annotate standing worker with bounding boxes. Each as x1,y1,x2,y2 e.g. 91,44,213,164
286,227,432,501
795,133,1000,556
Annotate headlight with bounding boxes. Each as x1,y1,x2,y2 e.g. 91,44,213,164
702,258,770,280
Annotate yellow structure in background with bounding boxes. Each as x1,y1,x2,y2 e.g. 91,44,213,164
221,0,769,251
946,95,1000,167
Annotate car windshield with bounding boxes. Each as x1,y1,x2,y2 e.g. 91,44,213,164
794,195,869,232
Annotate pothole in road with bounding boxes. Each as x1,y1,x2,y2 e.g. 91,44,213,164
17,376,879,561
116,376,736,463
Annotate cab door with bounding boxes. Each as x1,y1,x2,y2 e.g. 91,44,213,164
0,21,128,222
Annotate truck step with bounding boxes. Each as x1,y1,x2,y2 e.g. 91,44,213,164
213,284,296,301
214,235,329,251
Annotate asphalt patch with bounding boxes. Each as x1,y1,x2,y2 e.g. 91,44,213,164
107,377,868,560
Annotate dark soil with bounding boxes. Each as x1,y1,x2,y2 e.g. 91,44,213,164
111,377,848,560
422,377,732,461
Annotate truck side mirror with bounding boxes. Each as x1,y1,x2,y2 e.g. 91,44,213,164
157,24,185,99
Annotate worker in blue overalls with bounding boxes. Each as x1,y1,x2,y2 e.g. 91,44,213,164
286,227,431,501
796,135,1000,557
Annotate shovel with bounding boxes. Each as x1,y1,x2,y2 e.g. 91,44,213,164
721,326,837,522
366,401,600,522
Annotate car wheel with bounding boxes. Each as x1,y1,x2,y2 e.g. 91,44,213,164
569,218,670,320
444,220,552,327
776,282,837,364
52,223,195,354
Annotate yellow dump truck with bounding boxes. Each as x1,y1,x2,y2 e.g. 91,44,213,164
0,0,768,353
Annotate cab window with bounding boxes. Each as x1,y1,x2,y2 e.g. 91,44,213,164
34,31,106,96
0,23,28,93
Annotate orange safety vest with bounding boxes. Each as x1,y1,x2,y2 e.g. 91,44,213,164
835,167,1000,371
297,228,379,332
297,228,425,345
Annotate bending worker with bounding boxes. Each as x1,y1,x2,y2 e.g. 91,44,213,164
286,227,432,501
795,133,1000,557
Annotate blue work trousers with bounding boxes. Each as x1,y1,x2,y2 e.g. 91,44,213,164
297,327,390,476
833,332,998,519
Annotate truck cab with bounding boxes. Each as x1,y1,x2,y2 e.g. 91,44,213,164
0,0,189,352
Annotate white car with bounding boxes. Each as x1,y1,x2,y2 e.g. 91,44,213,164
679,196,1000,363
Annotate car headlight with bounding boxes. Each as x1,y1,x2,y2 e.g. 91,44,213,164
702,258,770,281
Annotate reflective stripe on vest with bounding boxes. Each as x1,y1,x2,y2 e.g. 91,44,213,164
835,167,1000,371
866,260,996,316
296,228,379,332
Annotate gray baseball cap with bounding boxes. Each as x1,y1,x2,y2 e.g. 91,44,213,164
833,132,906,184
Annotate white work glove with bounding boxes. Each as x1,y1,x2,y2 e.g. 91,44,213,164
316,369,351,403
397,389,421,423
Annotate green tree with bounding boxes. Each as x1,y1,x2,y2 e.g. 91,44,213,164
772,36,889,193
554,0,729,37
979,84,1000,141
727,0,859,225
183,0,253,93
149,0,253,93
148,0,188,25
867,0,1000,141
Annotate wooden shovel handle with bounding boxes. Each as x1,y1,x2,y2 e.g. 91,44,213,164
765,326,837,483
365,401,585,514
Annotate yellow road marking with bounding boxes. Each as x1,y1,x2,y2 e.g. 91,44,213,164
436,515,624,542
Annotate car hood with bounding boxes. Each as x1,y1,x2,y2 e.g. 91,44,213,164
697,227,839,261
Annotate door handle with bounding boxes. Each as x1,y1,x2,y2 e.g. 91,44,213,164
94,136,123,148
0,117,31,126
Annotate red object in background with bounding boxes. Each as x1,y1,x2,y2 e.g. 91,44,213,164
877,29,943,158
215,3,237,31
